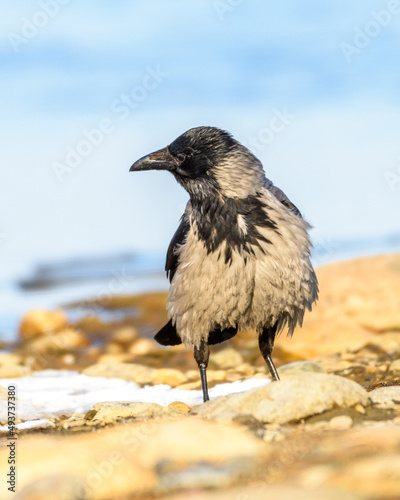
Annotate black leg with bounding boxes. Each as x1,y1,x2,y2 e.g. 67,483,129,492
194,339,210,402
259,324,280,381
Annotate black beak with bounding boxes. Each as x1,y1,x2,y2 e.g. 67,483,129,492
129,147,175,172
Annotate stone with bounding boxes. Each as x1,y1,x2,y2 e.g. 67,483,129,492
104,341,124,354
151,368,187,387
111,326,139,344
25,328,89,355
194,373,370,424
389,359,400,372
73,401,191,429
185,369,200,380
0,365,32,378
166,401,191,415
369,386,400,407
328,415,353,430
19,309,67,339
0,353,22,366
85,401,165,423
97,353,133,364
210,347,244,369
207,369,228,382
277,361,326,377
0,417,266,499
82,362,157,385
128,338,159,356
164,485,361,500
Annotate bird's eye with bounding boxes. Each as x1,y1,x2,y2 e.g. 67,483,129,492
176,153,186,163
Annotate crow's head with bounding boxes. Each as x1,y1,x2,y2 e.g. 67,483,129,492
130,126,266,198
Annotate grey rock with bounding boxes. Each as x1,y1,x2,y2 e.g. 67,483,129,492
328,415,353,430
277,361,326,377
85,401,165,423
369,386,400,407
194,373,370,424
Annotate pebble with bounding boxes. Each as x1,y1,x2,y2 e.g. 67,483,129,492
84,401,165,422
194,373,370,424
277,361,326,377
166,402,191,415
104,341,124,354
25,328,89,354
164,485,361,500
0,353,22,366
128,338,159,356
328,415,353,430
0,365,32,378
19,309,67,339
369,386,400,407
111,326,139,344
151,368,187,387
96,353,133,364
206,369,228,382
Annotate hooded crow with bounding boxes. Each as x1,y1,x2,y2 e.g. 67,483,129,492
130,126,318,402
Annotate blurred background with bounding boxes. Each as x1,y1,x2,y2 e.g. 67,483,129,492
1,0,400,341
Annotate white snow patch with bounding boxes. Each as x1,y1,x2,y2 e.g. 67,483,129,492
0,370,270,427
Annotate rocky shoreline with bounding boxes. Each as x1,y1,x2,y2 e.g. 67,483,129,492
1,254,400,499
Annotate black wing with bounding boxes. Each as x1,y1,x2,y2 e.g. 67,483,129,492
264,178,302,218
154,319,237,346
165,201,191,283
155,319,182,345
